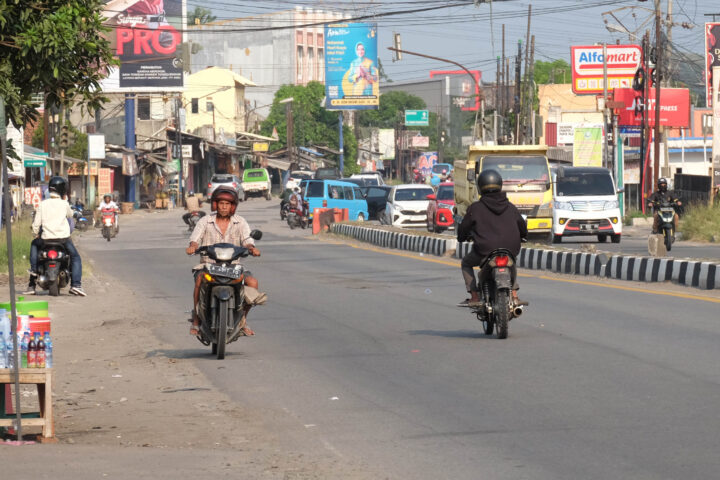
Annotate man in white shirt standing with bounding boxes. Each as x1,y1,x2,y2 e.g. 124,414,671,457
24,176,86,296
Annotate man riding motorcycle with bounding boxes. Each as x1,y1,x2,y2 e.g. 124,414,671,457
25,176,86,296
288,187,305,216
185,186,263,337
648,178,681,235
97,193,120,231
457,169,527,307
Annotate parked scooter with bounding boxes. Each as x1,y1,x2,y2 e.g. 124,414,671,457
650,200,679,252
192,230,263,359
37,240,72,296
71,203,91,231
100,208,118,241
467,248,528,339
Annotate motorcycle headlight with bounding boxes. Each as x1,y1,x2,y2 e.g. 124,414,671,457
604,200,619,210
213,247,235,261
555,201,573,211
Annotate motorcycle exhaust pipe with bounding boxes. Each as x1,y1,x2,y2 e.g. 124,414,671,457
513,305,524,317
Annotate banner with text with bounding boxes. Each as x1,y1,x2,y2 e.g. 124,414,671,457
324,23,379,110
614,88,690,128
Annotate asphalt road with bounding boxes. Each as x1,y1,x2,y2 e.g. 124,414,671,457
79,200,720,480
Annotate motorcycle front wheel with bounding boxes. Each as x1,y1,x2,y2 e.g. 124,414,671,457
214,300,229,359
664,227,672,252
494,290,510,339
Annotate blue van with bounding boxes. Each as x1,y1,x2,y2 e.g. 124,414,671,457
303,179,369,221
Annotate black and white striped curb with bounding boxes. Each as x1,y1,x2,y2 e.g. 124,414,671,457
330,224,455,256
457,242,606,276
330,225,720,290
605,256,719,290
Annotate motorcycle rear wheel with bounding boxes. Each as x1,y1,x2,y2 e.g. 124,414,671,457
215,301,228,359
48,281,59,297
495,290,510,339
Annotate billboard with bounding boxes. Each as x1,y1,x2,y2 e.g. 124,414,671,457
573,126,603,167
706,23,720,108
324,23,379,110
613,88,690,128
571,45,642,95
101,0,185,92
429,70,481,111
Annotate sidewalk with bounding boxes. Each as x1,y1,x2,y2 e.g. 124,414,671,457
2,208,374,479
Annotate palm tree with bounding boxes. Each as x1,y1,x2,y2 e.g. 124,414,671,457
188,7,216,25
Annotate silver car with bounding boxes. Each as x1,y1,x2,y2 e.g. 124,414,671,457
207,173,243,200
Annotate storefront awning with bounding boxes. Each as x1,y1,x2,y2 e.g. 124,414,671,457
266,158,291,170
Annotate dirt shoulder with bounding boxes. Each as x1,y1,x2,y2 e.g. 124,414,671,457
2,227,376,479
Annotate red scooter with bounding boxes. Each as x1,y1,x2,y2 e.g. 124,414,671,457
101,208,118,241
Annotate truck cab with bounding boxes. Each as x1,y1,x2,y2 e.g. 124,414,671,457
454,145,553,234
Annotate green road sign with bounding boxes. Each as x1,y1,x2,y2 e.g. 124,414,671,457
24,159,47,168
405,109,429,126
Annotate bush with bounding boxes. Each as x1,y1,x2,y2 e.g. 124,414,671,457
0,217,33,274
680,202,720,242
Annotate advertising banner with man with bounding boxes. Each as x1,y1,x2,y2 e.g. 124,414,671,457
324,23,379,110
101,0,185,91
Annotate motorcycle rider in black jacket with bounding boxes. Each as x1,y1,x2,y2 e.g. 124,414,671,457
647,177,681,234
457,169,527,307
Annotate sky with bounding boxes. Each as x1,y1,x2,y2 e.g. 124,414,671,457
197,0,720,85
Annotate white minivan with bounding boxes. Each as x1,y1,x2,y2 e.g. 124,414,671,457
551,166,622,244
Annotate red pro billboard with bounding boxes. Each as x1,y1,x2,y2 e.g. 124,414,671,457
571,45,642,95
613,88,690,128
706,23,720,108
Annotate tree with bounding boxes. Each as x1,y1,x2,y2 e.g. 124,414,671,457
0,0,116,129
259,82,358,176
188,7,216,25
32,122,88,160
534,59,571,85
356,91,426,129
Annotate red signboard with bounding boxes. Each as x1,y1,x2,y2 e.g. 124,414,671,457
571,45,642,95
613,88,690,128
706,23,720,108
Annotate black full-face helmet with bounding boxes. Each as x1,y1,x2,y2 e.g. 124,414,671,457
658,177,668,192
48,176,68,197
477,169,503,194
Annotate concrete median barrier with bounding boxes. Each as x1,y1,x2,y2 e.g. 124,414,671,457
329,224,720,291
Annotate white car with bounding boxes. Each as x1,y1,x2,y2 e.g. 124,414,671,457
551,166,623,244
284,170,314,191
350,172,385,186
382,184,435,228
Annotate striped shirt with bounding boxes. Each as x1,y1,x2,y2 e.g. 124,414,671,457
189,213,255,264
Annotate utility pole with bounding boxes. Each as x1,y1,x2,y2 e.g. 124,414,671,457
653,0,662,190
175,96,185,207
515,40,522,145
502,24,506,136
665,0,673,87
496,56,501,144
528,35,536,145
505,58,510,142
522,5,532,143
603,43,609,169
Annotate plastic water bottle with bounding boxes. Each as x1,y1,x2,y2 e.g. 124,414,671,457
43,332,53,369
0,309,10,346
0,332,7,369
20,331,30,368
27,333,37,368
36,333,46,368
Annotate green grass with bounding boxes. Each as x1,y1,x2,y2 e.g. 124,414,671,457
0,217,33,274
680,202,720,242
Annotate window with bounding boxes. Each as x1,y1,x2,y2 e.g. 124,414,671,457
206,101,214,112
556,173,615,196
307,47,314,81
306,181,324,198
137,97,150,120
353,187,363,200
437,186,454,201
394,188,433,202
343,186,353,199
191,98,199,114
329,185,344,199
317,48,324,82
297,46,304,83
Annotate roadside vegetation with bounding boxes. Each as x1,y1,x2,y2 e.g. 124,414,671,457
680,202,720,242
0,217,32,274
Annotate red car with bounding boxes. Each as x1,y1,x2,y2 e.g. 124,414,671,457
426,182,455,233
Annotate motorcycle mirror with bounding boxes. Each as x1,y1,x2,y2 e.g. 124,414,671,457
250,229,263,240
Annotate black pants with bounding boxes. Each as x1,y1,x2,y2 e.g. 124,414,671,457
461,249,518,293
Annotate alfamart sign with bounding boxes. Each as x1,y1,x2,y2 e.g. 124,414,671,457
571,45,643,95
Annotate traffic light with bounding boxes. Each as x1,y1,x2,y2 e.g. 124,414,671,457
392,33,402,62
59,125,70,149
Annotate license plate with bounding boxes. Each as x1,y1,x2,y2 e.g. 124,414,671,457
208,264,243,279
581,224,598,231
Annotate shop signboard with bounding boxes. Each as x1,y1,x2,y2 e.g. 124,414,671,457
573,126,604,167
411,135,430,148
557,123,575,145
98,168,113,194
571,45,642,95
101,0,185,92
252,142,269,152
324,23,379,110
705,23,720,108
614,88,690,128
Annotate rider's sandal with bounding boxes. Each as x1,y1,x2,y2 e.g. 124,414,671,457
189,324,201,336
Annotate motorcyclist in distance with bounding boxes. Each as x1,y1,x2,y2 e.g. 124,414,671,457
647,178,681,235
97,193,120,231
457,169,527,307
185,186,262,337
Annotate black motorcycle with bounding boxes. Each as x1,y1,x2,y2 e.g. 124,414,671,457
286,204,309,229
193,230,262,359
37,240,72,296
280,201,290,220
469,248,527,339
71,203,91,231
650,200,679,252
186,210,206,232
